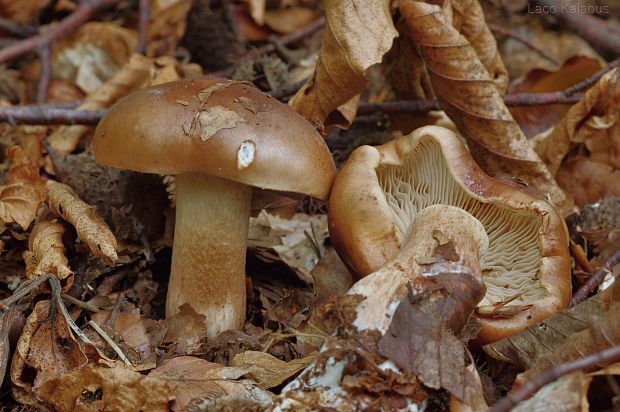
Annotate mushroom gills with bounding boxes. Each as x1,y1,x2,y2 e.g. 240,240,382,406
377,137,544,307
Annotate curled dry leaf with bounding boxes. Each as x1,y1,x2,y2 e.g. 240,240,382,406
36,364,171,411
11,300,88,406
399,1,570,213
263,8,319,34
534,69,620,176
512,371,591,412
288,0,397,129
23,220,73,290
48,53,153,155
149,356,273,411
162,303,206,355
47,180,118,266
0,146,47,230
231,350,317,388
450,0,508,93
147,0,193,56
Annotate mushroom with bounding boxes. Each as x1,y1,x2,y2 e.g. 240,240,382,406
329,125,570,343
93,77,336,338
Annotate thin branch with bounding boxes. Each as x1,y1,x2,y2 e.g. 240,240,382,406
37,43,51,104
489,343,620,412
570,248,620,307
61,293,101,312
562,57,620,96
88,320,132,366
0,0,120,64
0,105,106,125
136,0,151,54
0,17,37,38
0,275,51,310
48,276,93,345
488,23,560,66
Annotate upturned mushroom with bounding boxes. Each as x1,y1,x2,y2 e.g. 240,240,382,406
93,77,336,338
329,125,570,343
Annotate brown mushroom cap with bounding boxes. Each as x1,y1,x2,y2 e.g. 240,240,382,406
93,77,335,200
329,125,571,343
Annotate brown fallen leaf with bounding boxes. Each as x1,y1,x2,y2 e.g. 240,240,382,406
263,8,319,34
0,146,47,230
533,68,620,176
556,157,620,207
288,0,397,129
162,303,206,355
36,364,171,411
231,350,317,388
512,371,591,412
149,356,273,411
147,0,192,57
47,180,118,266
23,220,73,289
11,300,89,406
399,0,570,213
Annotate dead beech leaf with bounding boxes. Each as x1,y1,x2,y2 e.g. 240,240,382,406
162,303,206,355
197,106,246,141
91,308,154,364
263,8,319,34
0,146,47,230
248,0,266,25
556,157,620,207
0,0,48,23
11,300,88,406
450,0,508,93
288,0,397,129
513,371,590,412
147,0,192,57
48,53,152,155
231,350,317,388
400,1,570,213
149,356,273,411
23,220,73,289
36,364,170,411
534,69,620,176
47,180,118,266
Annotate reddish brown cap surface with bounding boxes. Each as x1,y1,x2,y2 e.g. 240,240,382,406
93,77,336,200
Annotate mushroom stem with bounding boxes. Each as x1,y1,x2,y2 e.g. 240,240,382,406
166,172,251,338
350,205,488,334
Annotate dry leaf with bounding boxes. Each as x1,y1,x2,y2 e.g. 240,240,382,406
149,356,273,411
534,68,620,176
556,157,620,207
400,1,570,213
451,0,508,93
91,308,153,364
264,8,319,34
248,0,266,25
11,300,88,406
231,350,317,388
147,0,192,56
513,371,590,412
48,53,152,155
47,180,118,265
36,364,170,411
0,146,47,230
162,303,206,355
24,220,73,289
288,0,397,129
0,0,48,23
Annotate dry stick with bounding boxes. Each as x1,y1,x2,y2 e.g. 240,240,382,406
0,275,51,310
489,343,620,412
36,43,51,104
0,106,107,125
0,17,37,38
570,248,620,307
0,0,120,63
48,275,93,345
562,57,620,96
488,23,560,66
88,320,132,366
136,0,151,54
532,0,620,55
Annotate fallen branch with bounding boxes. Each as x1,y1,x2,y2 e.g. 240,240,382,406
489,342,620,412
0,105,106,125
136,0,151,54
570,248,620,307
36,43,51,104
0,0,120,63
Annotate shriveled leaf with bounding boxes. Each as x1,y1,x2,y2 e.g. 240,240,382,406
162,303,206,355
231,350,317,388
47,180,118,265
513,372,590,412
24,220,73,289
0,146,47,230
263,8,319,34
149,356,273,411
36,364,170,411
147,0,192,56
451,0,508,92
556,157,620,207
248,211,328,284
534,68,620,176
400,0,570,213
0,0,48,23
288,0,397,129
484,291,612,370
11,300,88,406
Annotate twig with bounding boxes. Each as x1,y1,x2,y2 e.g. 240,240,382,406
37,43,51,104
88,320,132,366
216,16,325,77
488,23,560,66
0,17,37,38
532,0,620,55
48,276,93,345
562,58,620,96
489,343,620,412
0,0,120,64
136,0,151,54
0,275,51,310
61,293,101,312
0,105,106,125
570,248,620,307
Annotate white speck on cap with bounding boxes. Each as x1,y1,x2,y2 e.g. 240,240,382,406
237,140,255,169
